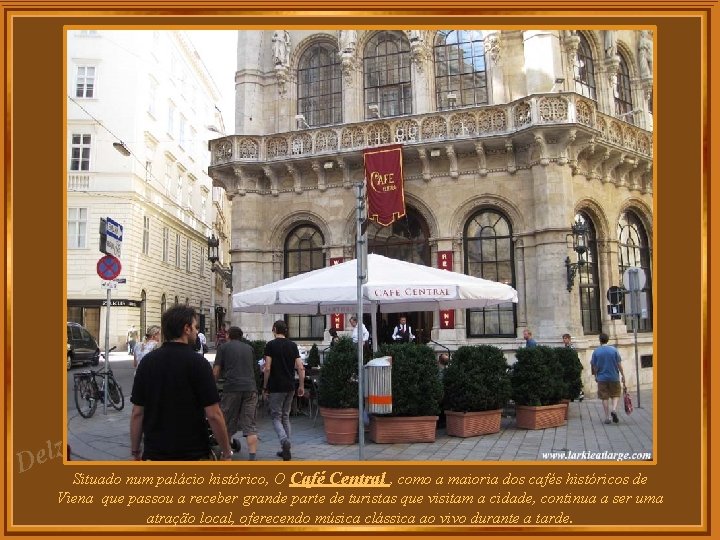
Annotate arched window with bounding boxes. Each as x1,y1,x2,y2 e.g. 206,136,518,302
284,225,325,339
574,33,596,100
174,295,179,306
297,42,342,126
363,31,412,118
575,213,602,334
464,209,516,337
161,294,166,315
434,30,487,110
614,53,634,120
367,208,430,266
140,290,147,337
617,211,653,331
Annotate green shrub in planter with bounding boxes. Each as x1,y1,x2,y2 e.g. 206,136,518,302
307,343,321,369
443,345,511,412
510,346,565,406
377,343,442,416
554,347,583,400
318,337,359,409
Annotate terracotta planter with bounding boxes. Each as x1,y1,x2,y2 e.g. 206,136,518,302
559,399,570,420
515,403,567,430
369,415,438,443
319,407,359,445
445,409,502,437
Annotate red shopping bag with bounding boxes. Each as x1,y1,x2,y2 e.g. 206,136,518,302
623,386,633,415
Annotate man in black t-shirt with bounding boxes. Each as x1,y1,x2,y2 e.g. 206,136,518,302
129,305,233,461
263,320,304,461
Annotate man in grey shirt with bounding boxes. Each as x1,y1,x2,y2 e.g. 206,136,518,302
213,326,259,460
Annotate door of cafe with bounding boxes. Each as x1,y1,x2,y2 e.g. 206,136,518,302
366,207,433,345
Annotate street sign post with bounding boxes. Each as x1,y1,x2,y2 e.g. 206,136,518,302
97,255,122,281
606,285,624,320
104,217,123,258
622,267,646,409
96,249,122,415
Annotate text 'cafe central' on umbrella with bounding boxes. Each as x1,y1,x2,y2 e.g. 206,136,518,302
208,29,654,395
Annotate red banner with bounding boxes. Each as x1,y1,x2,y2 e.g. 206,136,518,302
440,309,455,329
329,257,345,330
437,251,454,328
437,251,453,271
364,144,405,227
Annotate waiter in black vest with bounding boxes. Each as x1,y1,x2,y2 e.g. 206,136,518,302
392,316,415,343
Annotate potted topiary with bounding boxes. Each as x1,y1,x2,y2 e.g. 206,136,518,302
442,345,511,437
369,343,443,443
555,346,583,420
318,336,359,444
510,345,567,429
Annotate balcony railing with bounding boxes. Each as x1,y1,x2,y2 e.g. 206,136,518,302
209,93,652,167
68,173,91,190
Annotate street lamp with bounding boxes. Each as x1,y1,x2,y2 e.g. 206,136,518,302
564,218,589,292
207,233,220,264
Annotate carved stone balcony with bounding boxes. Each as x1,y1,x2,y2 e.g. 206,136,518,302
208,92,654,196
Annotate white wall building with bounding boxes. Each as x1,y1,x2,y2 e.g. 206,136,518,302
67,30,232,350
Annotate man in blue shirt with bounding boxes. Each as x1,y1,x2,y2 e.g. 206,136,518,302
590,332,626,424
522,328,538,348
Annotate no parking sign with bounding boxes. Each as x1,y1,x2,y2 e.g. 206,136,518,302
97,255,121,280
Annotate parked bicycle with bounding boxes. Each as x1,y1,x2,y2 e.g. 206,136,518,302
73,346,124,418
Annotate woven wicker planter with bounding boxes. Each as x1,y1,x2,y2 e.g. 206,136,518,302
369,415,438,443
515,403,567,430
319,407,359,445
445,409,502,437
559,399,570,420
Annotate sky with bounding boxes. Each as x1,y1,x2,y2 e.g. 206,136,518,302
186,31,237,134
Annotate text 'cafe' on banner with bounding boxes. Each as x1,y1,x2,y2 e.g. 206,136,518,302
364,144,405,227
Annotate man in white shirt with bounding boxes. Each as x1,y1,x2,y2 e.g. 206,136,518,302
349,316,369,346
392,316,415,343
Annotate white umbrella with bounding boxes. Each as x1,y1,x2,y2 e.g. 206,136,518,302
233,253,518,314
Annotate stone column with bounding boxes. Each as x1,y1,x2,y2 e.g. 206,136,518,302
527,162,577,340
230,192,274,339
235,30,264,135
484,31,505,103
521,30,563,95
408,31,433,114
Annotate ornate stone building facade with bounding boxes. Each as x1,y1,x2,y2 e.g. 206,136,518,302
209,29,654,392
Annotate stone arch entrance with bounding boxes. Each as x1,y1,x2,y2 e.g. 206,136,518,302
366,207,433,344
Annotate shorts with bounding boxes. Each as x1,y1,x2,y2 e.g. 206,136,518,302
597,381,622,399
221,390,258,436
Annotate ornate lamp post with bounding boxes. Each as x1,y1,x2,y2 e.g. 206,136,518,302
207,233,233,339
564,218,589,292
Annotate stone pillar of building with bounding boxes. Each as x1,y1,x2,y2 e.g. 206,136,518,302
500,30,526,101
235,30,265,135
485,31,506,104
408,30,433,114
230,191,275,340
526,161,578,341
521,30,563,95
